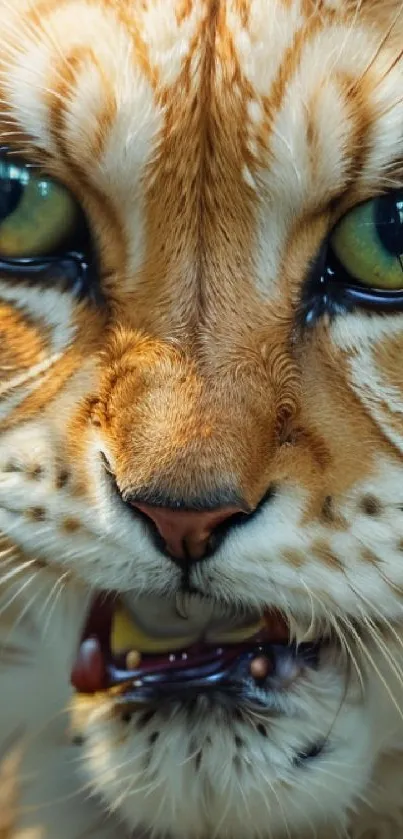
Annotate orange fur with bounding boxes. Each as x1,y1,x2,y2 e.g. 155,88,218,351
2,2,403,838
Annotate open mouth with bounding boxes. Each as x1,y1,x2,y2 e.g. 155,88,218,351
71,595,321,709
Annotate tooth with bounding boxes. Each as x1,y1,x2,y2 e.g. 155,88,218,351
250,655,272,680
71,637,106,694
110,607,198,655
126,650,141,671
206,618,265,645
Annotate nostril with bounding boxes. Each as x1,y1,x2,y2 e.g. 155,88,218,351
130,502,246,564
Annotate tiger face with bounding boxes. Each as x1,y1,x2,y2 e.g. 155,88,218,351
2,1,403,837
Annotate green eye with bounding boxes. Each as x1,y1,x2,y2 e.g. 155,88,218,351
330,192,403,290
0,159,79,258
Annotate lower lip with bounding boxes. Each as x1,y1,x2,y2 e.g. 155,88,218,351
107,640,266,685
71,636,273,695
106,642,321,709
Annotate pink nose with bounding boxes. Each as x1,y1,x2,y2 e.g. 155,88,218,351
132,503,245,562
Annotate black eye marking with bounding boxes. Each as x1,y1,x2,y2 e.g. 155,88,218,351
294,741,325,766
0,253,97,298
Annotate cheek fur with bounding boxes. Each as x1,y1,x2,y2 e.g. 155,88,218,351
2,2,403,839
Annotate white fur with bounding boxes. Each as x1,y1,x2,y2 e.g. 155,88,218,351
2,3,403,839
0,568,124,839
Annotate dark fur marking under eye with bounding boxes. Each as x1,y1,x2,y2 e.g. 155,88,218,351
321,496,335,522
28,465,44,480
56,470,70,489
27,506,46,522
138,710,156,727
2,462,21,473
360,495,382,516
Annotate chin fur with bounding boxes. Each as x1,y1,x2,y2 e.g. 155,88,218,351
79,638,403,839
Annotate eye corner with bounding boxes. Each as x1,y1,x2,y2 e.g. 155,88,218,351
299,249,351,329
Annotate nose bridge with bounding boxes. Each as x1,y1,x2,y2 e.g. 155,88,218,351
100,328,282,508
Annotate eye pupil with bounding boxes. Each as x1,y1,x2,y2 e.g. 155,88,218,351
375,193,403,259
0,177,23,221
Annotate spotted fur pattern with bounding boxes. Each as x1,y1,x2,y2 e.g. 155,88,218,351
2,1,403,837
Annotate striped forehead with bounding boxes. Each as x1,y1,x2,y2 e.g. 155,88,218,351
1,0,403,285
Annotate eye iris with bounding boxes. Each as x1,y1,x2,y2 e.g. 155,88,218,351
375,193,403,259
0,176,23,221
0,159,80,259
328,191,403,291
